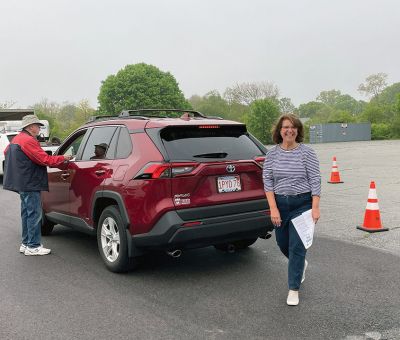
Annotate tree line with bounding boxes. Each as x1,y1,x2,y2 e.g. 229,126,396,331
2,64,399,143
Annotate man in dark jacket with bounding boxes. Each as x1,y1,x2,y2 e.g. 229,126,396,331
3,115,71,255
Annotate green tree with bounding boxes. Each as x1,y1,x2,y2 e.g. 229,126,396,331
246,99,280,144
327,110,357,123
316,90,364,115
316,90,342,106
392,94,400,138
334,95,366,115
359,101,390,124
33,99,96,139
298,101,326,118
71,99,96,131
189,90,249,122
98,63,190,115
373,82,400,105
189,91,229,118
371,123,391,140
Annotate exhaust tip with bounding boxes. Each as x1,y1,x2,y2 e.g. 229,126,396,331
259,232,272,240
166,249,182,258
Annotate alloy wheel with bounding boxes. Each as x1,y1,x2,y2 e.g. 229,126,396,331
100,217,120,262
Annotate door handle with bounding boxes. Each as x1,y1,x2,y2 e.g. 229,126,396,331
95,169,106,176
60,173,70,180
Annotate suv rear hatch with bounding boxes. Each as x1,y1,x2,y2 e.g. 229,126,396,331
149,124,266,212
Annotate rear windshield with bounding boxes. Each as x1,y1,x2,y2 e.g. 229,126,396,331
160,125,263,161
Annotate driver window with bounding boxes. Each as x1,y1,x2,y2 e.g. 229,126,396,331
81,126,117,161
58,131,87,158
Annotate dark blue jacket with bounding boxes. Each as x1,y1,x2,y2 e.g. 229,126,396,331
3,143,49,192
3,131,66,193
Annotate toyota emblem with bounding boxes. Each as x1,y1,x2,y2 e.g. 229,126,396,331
226,164,236,173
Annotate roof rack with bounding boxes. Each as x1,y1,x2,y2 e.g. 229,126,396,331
86,109,224,124
119,109,208,119
87,114,119,123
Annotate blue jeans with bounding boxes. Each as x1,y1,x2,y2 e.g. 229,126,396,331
274,192,312,290
20,191,42,248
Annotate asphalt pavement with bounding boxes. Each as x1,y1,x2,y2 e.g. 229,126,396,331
1,140,400,340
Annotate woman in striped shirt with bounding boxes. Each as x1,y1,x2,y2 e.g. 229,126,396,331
263,113,321,306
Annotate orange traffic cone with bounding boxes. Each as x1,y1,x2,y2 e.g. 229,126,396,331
357,181,388,233
327,156,343,183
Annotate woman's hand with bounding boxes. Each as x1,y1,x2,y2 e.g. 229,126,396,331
312,206,320,225
311,195,321,225
270,207,282,227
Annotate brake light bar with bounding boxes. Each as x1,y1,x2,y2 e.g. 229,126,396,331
198,125,220,129
134,162,199,179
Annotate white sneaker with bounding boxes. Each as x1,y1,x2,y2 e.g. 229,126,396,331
287,290,299,306
301,259,308,283
24,245,51,256
19,244,27,253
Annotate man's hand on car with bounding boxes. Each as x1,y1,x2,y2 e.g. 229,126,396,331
63,155,73,161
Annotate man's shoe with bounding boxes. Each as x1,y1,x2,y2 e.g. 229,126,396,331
19,244,27,253
287,290,299,306
301,259,308,283
24,245,51,256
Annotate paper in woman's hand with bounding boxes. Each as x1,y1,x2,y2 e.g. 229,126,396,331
291,209,315,249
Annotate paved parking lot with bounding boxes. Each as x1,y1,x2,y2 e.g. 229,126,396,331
311,140,400,256
1,139,400,339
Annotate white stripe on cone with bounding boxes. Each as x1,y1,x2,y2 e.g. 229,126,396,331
368,189,378,199
366,202,380,210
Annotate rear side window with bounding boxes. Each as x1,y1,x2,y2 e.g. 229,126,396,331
160,125,263,161
116,127,132,159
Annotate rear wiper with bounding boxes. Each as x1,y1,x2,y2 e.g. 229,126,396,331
193,152,228,158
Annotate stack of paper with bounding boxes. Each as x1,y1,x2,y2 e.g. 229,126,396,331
291,209,315,249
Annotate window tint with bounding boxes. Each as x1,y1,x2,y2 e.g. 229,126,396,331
81,126,117,161
160,125,263,161
116,127,132,159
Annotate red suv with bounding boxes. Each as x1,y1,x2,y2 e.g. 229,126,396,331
41,109,273,272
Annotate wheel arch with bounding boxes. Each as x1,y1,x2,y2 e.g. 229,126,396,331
92,191,130,229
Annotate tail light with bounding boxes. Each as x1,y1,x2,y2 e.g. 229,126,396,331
254,156,265,168
134,162,199,179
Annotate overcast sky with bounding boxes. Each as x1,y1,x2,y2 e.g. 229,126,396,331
1,0,399,109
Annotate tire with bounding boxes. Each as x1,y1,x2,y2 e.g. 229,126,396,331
41,212,55,236
97,205,131,273
214,238,258,252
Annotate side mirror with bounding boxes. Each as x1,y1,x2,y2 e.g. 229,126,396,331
37,133,46,142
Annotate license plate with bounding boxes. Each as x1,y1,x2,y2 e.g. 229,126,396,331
217,175,241,193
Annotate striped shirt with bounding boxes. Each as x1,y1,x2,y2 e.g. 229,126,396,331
263,143,321,196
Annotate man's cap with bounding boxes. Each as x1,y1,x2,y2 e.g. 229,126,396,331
95,143,108,150
21,115,44,129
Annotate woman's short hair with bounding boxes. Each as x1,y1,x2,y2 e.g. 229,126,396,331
272,113,304,144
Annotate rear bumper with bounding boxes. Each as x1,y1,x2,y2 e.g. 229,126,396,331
130,199,273,252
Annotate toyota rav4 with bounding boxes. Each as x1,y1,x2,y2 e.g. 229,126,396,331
41,109,273,272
